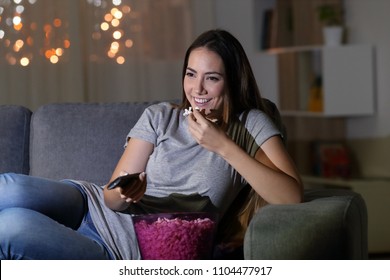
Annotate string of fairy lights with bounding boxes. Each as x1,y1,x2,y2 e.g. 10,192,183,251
0,0,38,66
0,0,136,66
87,0,136,65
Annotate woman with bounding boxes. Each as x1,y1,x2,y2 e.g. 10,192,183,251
0,29,302,260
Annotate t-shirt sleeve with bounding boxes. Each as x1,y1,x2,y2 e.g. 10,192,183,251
124,104,160,148
246,109,281,147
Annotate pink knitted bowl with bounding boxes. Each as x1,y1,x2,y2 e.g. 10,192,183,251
132,212,217,260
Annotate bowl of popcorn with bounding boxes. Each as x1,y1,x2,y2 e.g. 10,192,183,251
132,212,218,260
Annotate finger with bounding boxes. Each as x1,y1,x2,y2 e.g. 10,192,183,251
123,180,146,203
192,109,218,126
131,189,145,203
187,112,201,134
122,180,140,197
205,110,221,123
191,108,207,123
138,172,146,181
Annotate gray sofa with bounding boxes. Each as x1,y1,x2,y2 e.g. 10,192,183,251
0,102,368,259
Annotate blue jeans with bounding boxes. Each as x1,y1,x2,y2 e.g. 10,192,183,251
0,173,112,260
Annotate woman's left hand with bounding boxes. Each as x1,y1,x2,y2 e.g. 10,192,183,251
187,109,230,154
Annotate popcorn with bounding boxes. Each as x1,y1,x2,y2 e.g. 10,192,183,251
134,216,216,260
183,106,200,117
183,107,193,117
182,106,220,124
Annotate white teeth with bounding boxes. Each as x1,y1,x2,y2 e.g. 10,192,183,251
194,98,210,104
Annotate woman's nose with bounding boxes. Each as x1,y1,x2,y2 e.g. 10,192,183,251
193,80,205,95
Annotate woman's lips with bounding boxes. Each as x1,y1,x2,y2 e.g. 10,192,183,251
194,97,211,107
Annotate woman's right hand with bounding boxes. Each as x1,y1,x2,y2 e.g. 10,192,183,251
104,138,154,211
114,171,147,203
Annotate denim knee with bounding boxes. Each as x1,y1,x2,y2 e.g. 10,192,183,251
0,207,31,232
0,173,31,197
0,173,41,213
0,172,18,186
0,208,36,260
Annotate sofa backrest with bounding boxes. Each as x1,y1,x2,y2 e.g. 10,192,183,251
30,102,157,186
28,98,283,186
0,105,31,174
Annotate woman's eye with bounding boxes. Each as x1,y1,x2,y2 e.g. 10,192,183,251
185,72,195,78
207,76,219,81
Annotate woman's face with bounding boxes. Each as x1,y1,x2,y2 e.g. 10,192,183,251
183,47,226,115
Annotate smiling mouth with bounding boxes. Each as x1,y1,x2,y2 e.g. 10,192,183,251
194,97,211,105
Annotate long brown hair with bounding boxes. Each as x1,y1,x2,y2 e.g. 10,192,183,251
180,29,278,247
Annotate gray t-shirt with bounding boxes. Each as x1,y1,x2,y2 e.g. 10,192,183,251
128,102,280,215
75,102,280,260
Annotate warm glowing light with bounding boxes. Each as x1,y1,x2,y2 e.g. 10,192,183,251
20,57,30,66
43,24,52,33
50,55,59,64
104,13,113,22
14,23,23,31
111,41,119,51
116,56,125,64
14,0,23,4
7,55,17,65
15,39,24,47
111,18,120,27
53,18,62,27
30,22,37,30
55,48,64,56
110,8,119,16
13,16,22,25
113,30,122,39
125,39,133,48
85,1,134,63
63,39,71,48
45,49,54,59
113,0,122,6
100,22,109,31
14,39,24,51
113,10,123,20
13,40,24,52
0,30,5,39
107,50,116,58
26,36,33,46
122,5,131,14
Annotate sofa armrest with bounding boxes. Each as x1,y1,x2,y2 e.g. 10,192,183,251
243,189,368,259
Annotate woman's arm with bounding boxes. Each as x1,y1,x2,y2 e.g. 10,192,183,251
222,135,303,204
188,109,303,204
103,138,154,211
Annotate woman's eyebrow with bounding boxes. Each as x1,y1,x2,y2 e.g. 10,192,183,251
186,67,223,76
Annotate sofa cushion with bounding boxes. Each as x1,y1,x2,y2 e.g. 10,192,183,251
30,102,157,185
0,105,31,174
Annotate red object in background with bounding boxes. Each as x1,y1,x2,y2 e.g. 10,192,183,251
312,142,351,179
